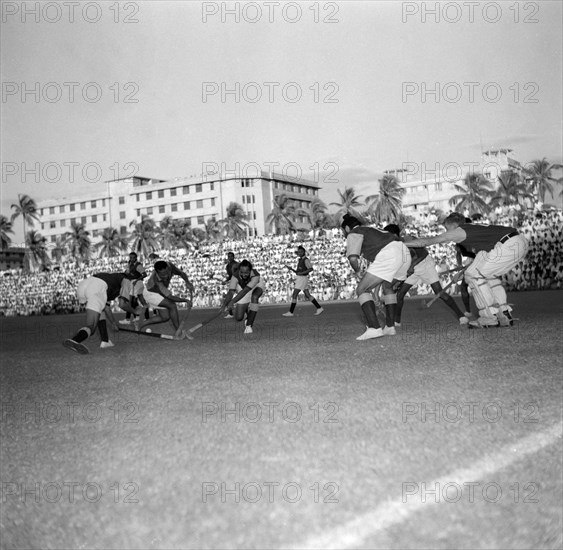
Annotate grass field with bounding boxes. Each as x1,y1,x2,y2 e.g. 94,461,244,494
1,291,562,549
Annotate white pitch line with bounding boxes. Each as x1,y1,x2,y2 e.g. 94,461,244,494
293,422,563,550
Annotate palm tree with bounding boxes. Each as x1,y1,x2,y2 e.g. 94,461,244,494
266,194,298,235
524,158,563,203
64,222,91,263
0,215,14,250
448,173,494,215
10,194,40,238
330,187,363,218
129,215,159,256
219,202,250,239
23,230,51,272
489,171,533,209
204,218,221,242
365,174,405,223
51,235,67,263
95,227,129,258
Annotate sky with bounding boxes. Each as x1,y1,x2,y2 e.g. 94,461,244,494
1,0,562,243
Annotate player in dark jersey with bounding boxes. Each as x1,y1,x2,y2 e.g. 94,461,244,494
63,272,125,354
120,252,148,325
220,259,264,334
223,251,240,319
282,246,324,316
384,224,468,325
139,260,194,337
341,214,411,340
455,218,476,317
405,212,529,327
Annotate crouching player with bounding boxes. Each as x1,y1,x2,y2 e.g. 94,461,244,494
220,259,264,334
63,272,125,354
139,260,194,338
341,214,411,340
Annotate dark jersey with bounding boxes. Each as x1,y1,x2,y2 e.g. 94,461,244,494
226,260,239,278
296,256,312,275
146,262,184,296
460,223,517,253
347,227,398,262
93,273,126,301
124,259,145,280
456,243,476,259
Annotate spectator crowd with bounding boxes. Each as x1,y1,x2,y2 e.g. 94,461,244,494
1,210,562,317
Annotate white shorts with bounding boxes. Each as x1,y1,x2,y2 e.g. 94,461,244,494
466,234,529,279
367,241,411,283
77,277,108,314
294,275,309,291
405,254,440,286
142,288,167,309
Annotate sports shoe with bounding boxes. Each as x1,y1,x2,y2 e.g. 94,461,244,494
282,312,294,317
244,325,253,334
382,326,396,336
394,322,401,328
469,317,499,328
356,327,384,340
459,316,469,325
224,313,234,319
100,340,114,348
463,311,472,319
314,307,324,316
496,309,513,327
118,319,131,325
63,339,90,354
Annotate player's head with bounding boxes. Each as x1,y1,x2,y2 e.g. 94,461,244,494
227,251,235,262
296,246,306,257
129,252,138,260
443,212,465,231
341,213,361,235
148,253,160,261
383,224,401,237
154,260,170,276
238,259,253,280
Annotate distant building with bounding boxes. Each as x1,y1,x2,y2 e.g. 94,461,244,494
36,172,321,246
0,247,25,271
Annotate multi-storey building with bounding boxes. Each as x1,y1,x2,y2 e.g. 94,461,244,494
36,171,320,245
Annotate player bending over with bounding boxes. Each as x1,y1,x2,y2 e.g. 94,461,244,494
222,251,240,319
405,212,529,328
139,260,194,338
455,217,476,318
383,224,469,326
342,215,411,340
282,245,324,317
220,259,264,334
63,272,125,354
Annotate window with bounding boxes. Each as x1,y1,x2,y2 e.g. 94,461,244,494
102,199,106,207
242,196,245,204
137,209,141,217
60,219,66,227
184,201,190,210
60,205,66,214
171,203,178,212
120,211,126,219
71,218,76,225
50,221,56,229
196,200,203,209
70,203,75,212
183,186,189,195
170,188,177,197
81,217,86,225
51,235,56,243
252,195,256,204
49,207,55,215
436,182,442,191
159,205,165,214
197,215,204,225
195,184,202,193
146,192,152,200
210,198,215,207
210,182,214,191
136,194,140,202
103,214,107,222
119,196,125,205
158,190,164,199
147,207,153,215
80,202,86,210
253,212,257,220
92,215,97,223
91,200,96,208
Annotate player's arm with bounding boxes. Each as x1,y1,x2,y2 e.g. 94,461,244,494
231,275,260,305
405,227,466,247
346,233,363,273
284,264,297,273
220,277,238,310
296,259,313,276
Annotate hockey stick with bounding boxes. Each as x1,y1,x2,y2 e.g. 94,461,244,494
426,267,468,308
118,327,174,340
185,309,224,335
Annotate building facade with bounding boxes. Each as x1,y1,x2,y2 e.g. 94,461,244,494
36,171,320,245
